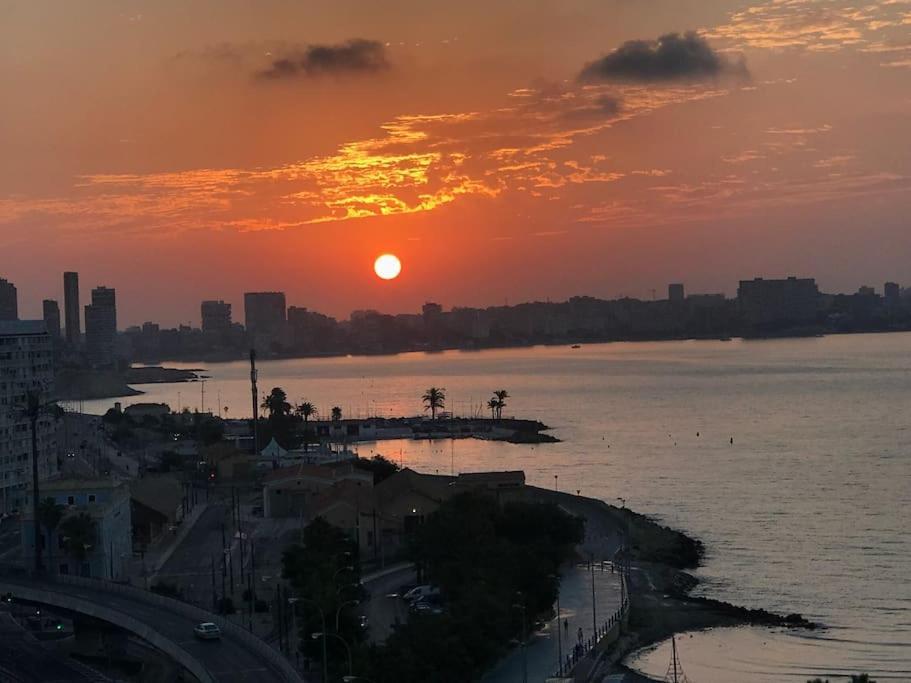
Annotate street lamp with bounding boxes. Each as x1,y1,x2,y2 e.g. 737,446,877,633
312,632,353,677
298,598,328,682
512,594,528,683
335,599,359,632
549,573,563,673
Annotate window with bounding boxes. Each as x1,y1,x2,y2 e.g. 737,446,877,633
88,494,96,503
67,496,74,505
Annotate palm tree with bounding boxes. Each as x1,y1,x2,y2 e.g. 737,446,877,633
487,398,499,420
261,387,291,420
296,401,317,452
37,498,65,576
493,389,509,419
331,406,342,422
60,512,97,574
422,387,446,420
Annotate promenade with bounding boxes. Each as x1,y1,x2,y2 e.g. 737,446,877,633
483,564,624,683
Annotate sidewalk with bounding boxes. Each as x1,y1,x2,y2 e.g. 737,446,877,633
482,565,623,683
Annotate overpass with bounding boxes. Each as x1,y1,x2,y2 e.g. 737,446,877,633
0,568,304,683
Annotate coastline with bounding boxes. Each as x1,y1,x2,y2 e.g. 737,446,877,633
54,366,203,401
519,488,816,682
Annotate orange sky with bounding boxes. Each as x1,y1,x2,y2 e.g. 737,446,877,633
2,0,910,326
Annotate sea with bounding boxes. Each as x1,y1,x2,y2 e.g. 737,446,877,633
79,333,911,681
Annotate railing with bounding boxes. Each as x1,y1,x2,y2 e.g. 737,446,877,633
0,565,304,683
552,561,630,681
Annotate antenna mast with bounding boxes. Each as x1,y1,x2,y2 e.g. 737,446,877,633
250,349,259,455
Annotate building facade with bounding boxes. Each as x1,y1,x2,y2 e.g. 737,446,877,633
668,283,685,302
0,278,18,321
201,300,232,334
737,277,819,331
63,272,81,345
84,286,117,367
21,479,132,579
0,320,58,513
42,300,61,341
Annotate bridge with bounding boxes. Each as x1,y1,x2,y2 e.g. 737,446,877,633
0,568,304,683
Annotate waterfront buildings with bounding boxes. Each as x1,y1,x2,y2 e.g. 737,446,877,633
0,278,18,321
0,320,58,513
63,271,81,346
42,299,61,341
21,478,132,579
84,286,117,367
737,277,819,332
668,283,685,302
201,300,232,334
884,281,900,304
244,291,286,342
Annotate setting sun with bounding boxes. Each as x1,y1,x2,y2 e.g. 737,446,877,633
374,253,402,280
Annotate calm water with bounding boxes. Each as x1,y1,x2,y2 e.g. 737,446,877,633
81,334,911,681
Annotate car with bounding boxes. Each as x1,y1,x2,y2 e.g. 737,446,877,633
402,585,440,604
410,600,443,616
193,622,221,640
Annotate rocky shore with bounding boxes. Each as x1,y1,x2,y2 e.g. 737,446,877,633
54,366,202,401
520,489,816,682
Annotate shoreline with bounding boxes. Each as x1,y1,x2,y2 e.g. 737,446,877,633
519,488,817,682
54,366,203,401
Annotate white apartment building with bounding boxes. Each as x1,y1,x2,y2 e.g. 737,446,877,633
0,320,58,512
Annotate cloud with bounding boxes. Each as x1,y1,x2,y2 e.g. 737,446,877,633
579,32,748,83
257,39,390,79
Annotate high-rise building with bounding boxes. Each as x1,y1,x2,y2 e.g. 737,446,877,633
244,292,286,336
737,277,819,330
0,278,17,321
42,300,61,340
0,320,58,512
884,282,900,303
63,271,81,345
201,300,232,333
84,286,117,367
668,283,685,302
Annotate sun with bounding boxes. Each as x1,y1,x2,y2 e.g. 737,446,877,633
374,253,402,280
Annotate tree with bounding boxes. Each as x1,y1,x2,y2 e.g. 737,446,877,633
296,401,317,452
493,389,509,419
262,388,292,420
331,406,343,422
59,512,97,567
354,455,400,484
422,387,446,420
37,498,64,575
487,398,499,420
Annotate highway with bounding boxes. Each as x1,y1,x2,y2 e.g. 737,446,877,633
0,571,302,683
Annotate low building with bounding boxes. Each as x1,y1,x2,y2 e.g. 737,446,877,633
262,462,373,518
21,478,132,580
130,474,184,548
123,403,171,421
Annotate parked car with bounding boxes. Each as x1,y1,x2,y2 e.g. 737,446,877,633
403,585,440,604
193,622,221,640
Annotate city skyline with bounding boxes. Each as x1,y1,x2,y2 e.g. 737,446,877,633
3,1,911,326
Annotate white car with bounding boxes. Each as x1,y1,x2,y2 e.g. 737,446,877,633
193,622,221,640
402,585,440,604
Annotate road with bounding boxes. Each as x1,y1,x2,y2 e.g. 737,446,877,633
0,572,298,682
157,504,230,608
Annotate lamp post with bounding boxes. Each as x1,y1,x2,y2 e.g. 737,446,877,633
549,573,563,673
313,632,353,678
335,599,359,632
300,598,328,683
512,594,528,683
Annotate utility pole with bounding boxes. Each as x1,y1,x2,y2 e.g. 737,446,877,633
249,349,258,455
590,555,598,639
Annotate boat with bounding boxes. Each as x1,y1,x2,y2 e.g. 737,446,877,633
570,344,581,349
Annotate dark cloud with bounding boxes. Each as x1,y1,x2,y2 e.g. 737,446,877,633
257,39,389,80
579,32,748,83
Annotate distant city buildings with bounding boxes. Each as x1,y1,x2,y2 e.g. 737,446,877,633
42,299,61,341
244,292,286,336
884,282,900,303
737,277,819,332
63,271,81,346
0,320,58,512
201,300,232,334
0,278,18,321
84,286,118,367
668,283,685,302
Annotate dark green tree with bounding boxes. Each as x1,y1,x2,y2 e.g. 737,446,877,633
422,387,446,420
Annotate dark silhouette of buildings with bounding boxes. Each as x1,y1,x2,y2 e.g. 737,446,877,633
201,300,232,333
42,299,61,340
85,286,118,367
668,283,685,302
64,271,81,345
737,277,819,333
0,278,17,321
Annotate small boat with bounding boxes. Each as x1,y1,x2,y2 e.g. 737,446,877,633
571,344,581,349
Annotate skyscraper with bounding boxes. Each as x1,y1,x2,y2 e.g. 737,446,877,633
64,271,81,345
884,281,900,303
0,278,18,321
244,292,286,336
85,286,117,366
42,299,61,340
668,283,685,302
201,300,232,333
0,320,57,512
